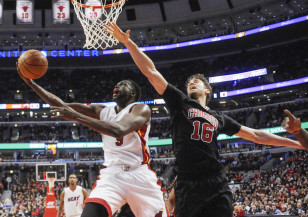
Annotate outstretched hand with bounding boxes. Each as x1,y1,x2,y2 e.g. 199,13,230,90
50,105,79,121
104,22,130,44
16,62,31,85
282,109,301,134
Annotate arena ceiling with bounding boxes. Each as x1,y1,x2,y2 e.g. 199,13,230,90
0,0,307,51
3,0,175,10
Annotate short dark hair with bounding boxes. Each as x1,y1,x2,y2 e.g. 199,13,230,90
127,80,141,102
186,74,212,105
68,173,76,179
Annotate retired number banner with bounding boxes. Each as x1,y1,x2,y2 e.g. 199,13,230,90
85,0,102,19
52,0,70,24
16,0,34,24
0,0,3,24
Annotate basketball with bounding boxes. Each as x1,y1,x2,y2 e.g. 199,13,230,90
17,49,48,80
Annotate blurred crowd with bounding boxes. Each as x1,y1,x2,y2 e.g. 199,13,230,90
224,98,308,128
0,40,307,105
221,152,269,172
232,150,308,217
0,149,307,216
0,97,307,144
0,180,64,217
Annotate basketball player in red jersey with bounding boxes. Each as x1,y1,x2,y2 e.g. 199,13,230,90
105,22,306,217
57,174,88,217
17,70,168,217
283,109,308,149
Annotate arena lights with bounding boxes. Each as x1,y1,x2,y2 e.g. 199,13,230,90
0,15,307,58
209,68,267,84
1,123,307,149
4,75,307,110
0,50,99,58
218,76,308,98
1,73,307,110
0,103,40,109
42,102,116,108
42,101,158,108
57,142,103,148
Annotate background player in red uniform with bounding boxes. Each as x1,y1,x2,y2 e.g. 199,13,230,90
105,22,306,217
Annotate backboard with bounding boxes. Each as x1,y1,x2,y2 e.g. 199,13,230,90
36,163,67,182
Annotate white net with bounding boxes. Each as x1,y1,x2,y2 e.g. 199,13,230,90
47,178,55,193
72,0,126,50
48,178,55,188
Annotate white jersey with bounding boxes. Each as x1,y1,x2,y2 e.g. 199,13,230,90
63,186,84,217
100,102,151,167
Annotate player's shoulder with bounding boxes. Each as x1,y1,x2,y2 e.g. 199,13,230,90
130,103,151,113
91,104,106,112
81,187,88,192
60,189,66,197
207,107,222,116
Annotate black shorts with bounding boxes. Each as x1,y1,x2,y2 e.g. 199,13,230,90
174,172,233,217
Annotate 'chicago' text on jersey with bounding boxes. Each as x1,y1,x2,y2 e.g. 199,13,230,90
188,108,218,130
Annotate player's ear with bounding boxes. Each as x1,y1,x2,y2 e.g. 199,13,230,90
204,89,210,96
130,91,136,97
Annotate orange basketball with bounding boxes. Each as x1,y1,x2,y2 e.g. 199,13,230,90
17,49,48,79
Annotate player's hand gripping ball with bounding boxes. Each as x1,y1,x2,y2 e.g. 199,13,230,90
17,49,48,79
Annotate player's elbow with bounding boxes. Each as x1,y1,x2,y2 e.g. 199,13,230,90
112,126,126,139
143,68,157,78
251,130,265,144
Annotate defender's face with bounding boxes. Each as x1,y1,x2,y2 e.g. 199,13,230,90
68,175,77,185
186,79,208,98
113,80,134,102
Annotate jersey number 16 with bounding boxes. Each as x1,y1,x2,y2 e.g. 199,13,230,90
191,121,214,143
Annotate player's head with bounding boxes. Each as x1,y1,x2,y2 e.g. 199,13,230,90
186,74,212,105
113,80,141,106
68,174,78,187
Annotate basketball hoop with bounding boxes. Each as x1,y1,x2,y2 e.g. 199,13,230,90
47,177,56,193
71,0,127,50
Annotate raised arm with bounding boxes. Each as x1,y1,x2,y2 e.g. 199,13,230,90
50,103,151,138
236,125,305,149
282,109,308,150
17,64,104,119
57,191,65,217
65,104,104,119
17,63,65,107
104,22,168,95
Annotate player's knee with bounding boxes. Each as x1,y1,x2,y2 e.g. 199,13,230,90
81,202,109,217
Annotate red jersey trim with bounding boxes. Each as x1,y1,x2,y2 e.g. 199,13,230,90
137,124,150,164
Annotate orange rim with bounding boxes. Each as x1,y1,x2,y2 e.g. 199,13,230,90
71,0,126,9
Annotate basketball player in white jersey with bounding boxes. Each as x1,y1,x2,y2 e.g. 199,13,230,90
17,71,168,217
57,174,88,217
